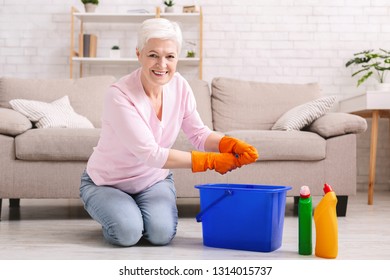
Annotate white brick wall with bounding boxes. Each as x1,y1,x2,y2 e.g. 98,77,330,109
1,0,389,191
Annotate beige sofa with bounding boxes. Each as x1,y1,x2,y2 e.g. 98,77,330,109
0,76,367,219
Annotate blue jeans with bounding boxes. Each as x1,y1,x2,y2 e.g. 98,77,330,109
80,170,178,247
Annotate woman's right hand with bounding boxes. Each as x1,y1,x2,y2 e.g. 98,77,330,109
191,151,239,175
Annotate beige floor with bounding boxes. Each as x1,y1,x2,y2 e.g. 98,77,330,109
0,190,389,260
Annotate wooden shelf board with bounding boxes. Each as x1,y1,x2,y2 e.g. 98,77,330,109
74,13,155,23
72,57,200,65
74,12,200,23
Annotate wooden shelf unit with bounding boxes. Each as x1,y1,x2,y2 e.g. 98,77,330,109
70,6,203,79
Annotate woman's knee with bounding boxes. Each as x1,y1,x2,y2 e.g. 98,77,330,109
103,220,143,247
144,219,177,245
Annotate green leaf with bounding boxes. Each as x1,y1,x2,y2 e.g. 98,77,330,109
345,57,371,67
345,59,356,67
375,66,390,71
366,53,381,59
354,49,373,56
357,71,373,87
351,67,370,77
361,62,380,68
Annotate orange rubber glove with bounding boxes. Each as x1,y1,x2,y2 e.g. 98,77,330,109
191,151,239,175
219,136,259,166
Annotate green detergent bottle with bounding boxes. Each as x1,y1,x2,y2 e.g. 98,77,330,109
298,185,312,255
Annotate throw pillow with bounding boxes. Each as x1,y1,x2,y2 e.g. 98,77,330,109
271,95,337,131
308,112,367,138
9,96,94,129
0,108,32,136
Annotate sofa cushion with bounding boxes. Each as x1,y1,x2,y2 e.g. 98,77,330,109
308,112,367,138
172,130,193,151
0,76,117,128
10,96,94,129
0,108,32,136
225,130,326,161
211,77,321,131
188,79,213,129
271,95,337,131
15,128,100,161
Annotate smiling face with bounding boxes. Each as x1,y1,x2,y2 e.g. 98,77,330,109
137,38,179,90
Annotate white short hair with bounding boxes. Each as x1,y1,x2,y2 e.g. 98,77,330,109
137,18,182,53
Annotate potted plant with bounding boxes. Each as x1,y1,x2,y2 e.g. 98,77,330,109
185,41,196,58
186,50,195,58
164,0,175,13
345,49,390,90
110,45,120,58
81,0,99,13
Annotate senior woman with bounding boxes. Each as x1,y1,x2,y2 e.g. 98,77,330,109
80,18,258,247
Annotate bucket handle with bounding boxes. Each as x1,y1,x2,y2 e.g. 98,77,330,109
196,190,233,222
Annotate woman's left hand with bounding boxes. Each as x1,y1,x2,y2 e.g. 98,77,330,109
219,136,259,164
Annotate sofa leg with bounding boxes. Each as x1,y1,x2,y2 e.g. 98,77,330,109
293,195,348,217
336,195,348,217
293,196,299,216
9,198,20,208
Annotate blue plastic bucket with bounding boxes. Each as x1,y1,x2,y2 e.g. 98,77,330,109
195,184,292,252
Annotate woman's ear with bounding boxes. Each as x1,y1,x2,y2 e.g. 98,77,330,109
136,48,140,58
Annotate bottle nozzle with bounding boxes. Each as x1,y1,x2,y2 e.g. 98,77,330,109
323,183,333,194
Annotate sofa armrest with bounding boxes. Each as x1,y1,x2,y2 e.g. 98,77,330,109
0,108,32,136
307,112,367,138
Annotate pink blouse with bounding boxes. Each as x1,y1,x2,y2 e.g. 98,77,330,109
87,68,212,194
